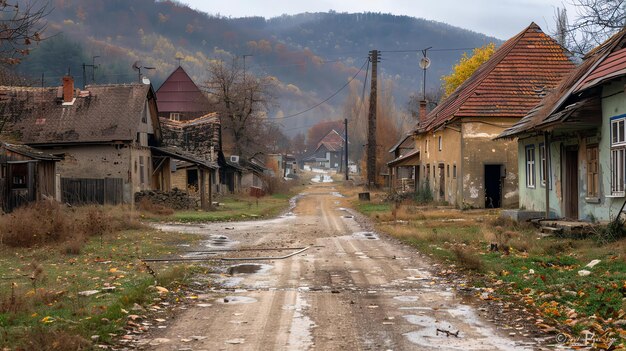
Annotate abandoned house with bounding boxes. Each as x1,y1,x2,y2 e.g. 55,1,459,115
0,77,215,207
0,142,60,212
389,23,575,209
157,66,242,194
497,26,626,221
303,129,346,170
160,112,222,193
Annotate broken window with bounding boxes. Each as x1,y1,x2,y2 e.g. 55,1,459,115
453,164,457,179
525,145,536,188
587,145,599,198
611,117,626,196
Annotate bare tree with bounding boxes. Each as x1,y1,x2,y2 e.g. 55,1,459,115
563,0,626,55
205,59,277,158
0,1,50,64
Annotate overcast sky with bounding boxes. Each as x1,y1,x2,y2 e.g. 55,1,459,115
183,0,577,39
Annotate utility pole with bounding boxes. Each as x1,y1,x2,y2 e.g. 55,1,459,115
366,50,379,188
344,118,349,181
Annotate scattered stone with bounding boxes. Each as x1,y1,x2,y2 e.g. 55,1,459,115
149,338,171,346
585,259,601,268
156,286,169,294
225,338,245,344
577,270,591,277
79,290,100,296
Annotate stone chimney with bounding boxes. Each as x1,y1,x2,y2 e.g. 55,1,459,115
419,100,428,124
62,76,74,103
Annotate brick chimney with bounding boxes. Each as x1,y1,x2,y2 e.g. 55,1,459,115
62,76,74,103
419,100,428,124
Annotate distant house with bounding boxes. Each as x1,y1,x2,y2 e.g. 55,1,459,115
389,23,575,208
304,129,345,170
387,133,418,192
240,156,269,195
0,142,60,212
1,77,215,207
497,27,626,221
266,153,298,178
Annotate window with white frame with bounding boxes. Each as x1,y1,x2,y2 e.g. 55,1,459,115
611,116,626,196
539,144,547,187
525,145,536,188
169,112,180,121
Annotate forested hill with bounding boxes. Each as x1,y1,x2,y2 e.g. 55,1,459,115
15,0,501,133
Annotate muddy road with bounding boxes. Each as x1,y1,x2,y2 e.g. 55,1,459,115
144,182,547,350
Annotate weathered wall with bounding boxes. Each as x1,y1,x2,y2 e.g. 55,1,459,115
414,124,462,206
160,118,220,162
46,144,153,203
461,118,519,209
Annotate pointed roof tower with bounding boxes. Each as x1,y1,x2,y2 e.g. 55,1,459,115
155,66,211,120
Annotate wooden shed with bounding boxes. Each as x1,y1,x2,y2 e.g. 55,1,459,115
0,143,60,212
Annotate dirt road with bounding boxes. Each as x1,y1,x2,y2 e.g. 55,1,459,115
144,182,546,350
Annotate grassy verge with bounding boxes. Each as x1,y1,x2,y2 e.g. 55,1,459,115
352,196,626,346
145,192,298,223
0,205,202,350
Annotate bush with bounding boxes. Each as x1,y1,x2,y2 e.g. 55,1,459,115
263,175,294,195
0,201,144,248
137,198,174,216
452,246,483,271
414,183,433,204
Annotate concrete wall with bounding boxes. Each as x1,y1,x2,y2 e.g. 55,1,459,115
410,117,519,208
461,119,519,209
415,125,462,206
48,144,153,203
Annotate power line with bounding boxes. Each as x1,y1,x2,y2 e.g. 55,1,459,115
381,47,480,54
270,57,369,121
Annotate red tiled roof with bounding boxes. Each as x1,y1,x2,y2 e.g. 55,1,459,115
316,129,344,149
498,27,626,139
155,66,211,113
420,23,574,132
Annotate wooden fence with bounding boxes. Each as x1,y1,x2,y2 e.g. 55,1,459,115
61,177,123,205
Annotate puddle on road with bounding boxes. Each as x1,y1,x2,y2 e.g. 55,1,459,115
287,292,315,350
227,263,273,275
353,232,379,240
330,192,345,198
205,234,238,249
401,305,534,351
218,296,258,304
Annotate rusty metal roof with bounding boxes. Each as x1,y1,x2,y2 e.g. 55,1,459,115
387,148,420,167
155,66,211,114
420,23,574,133
497,27,626,139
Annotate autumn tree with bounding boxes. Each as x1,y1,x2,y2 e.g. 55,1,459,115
204,59,277,158
290,132,306,159
0,1,49,64
441,43,496,98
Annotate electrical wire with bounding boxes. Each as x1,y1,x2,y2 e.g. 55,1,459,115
270,57,369,121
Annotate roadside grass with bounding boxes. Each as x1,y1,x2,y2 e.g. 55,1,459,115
0,205,202,349
155,193,293,223
352,195,626,344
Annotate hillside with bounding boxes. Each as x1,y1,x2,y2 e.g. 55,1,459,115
14,0,501,134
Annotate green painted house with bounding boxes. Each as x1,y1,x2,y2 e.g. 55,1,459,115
498,28,626,221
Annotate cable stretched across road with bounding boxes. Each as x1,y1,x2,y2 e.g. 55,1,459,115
141,246,311,262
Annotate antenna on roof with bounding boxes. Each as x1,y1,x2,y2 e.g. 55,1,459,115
132,61,155,83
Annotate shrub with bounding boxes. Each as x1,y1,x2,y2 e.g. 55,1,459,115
137,198,174,216
452,246,483,271
0,200,72,247
414,183,433,204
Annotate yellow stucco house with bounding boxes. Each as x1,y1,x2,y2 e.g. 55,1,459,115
388,23,575,208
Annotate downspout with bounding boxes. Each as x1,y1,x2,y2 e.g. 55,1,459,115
544,131,551,219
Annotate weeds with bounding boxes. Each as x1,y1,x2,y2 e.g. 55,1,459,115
451,246,483,271
137,198,174,216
